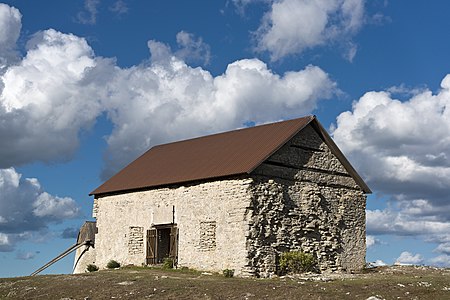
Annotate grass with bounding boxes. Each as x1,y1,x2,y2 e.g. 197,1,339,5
0,265,449,299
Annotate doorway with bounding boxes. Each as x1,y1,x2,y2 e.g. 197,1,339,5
146,224,178,265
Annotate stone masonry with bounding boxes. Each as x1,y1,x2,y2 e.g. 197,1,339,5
84,123,367,277
247,125,366,276
128,226,144,255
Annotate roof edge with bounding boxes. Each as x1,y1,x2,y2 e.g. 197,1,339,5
90,173,250,197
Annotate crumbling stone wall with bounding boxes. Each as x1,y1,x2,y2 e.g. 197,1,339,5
247,124,366,277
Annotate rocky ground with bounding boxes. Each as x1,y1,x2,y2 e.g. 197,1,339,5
0,265,449,299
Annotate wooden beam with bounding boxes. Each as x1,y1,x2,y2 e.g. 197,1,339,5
263,160,352,178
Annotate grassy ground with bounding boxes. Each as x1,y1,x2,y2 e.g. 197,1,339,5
0,265,449,299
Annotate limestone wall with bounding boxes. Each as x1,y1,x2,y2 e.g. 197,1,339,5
93,178,253,275
248,124,366,276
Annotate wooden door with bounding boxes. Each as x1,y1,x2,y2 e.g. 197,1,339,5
146,229,156,265
169,226,178,265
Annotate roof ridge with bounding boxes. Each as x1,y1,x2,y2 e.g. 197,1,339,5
151,115,315,149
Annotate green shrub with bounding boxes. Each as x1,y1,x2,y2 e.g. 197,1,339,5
86,264,99,272
280,251,316,274
162,258,174,269
106,260,121,269
222,269,234,278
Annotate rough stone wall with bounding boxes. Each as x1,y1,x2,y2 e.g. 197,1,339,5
93,178,253,275
248,124,366,277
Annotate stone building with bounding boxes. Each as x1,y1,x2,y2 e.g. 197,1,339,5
74,115,370,277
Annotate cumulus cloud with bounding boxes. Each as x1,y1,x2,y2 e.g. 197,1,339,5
0,168,80,251
333,76,450,203
1,3,336,179
175,31,211,66
334,75,450,264
255,0,365,61
0,28,112,168
101,40,337,178
395,251,423,265
0,3,21,71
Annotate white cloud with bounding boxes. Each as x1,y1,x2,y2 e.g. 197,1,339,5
369,259,387,267
255,0,365,61
428,254,450,268
32,193,79,219
366,235,382,248
1,3,337,179
334,75,450,265
395,251,423,265
332,76,450,203
366,235,375,247
0,28,111,168
0,168,80,251
0,3,21,71
175,31,211,66
366,208,450,236
101,40,337,178
0,232,13,252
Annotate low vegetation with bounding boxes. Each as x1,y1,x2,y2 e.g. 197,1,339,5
86,264,99,272
106,260,121,269
279,251,317,274
222,268,235,278
0,265,449,299
162,258,174,269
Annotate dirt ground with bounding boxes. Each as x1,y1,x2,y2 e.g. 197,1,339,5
0,265,449,300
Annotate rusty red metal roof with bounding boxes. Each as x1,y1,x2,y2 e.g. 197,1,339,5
90,116,315,196
90,115,371,196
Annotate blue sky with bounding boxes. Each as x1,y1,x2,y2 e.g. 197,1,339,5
1,0,450,277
